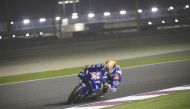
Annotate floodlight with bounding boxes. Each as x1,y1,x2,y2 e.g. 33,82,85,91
72,13,78,19
148,22,152,25
58,1,63,4
64,1,69,4
59,0,79,5
138,9,143,13
72,13,78,16
104,12,111,17
69,1,74,3
168,6,174,11
185,5,189,9
175,19,179,23
88,13,95,18
40,32,43,35
55,16,61,21
26,33,30,37
151,7,158,12
39,18,46,23
120,10,127,15
10,21,14,25
23,19,30,24
12,35,16,38
162,20,165,24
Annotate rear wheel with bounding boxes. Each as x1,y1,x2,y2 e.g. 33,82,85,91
67,85,85,104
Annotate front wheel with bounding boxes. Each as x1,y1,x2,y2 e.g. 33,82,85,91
67,85,85,104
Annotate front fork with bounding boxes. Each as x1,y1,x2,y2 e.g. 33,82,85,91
81,81,102,96
79,80,91,95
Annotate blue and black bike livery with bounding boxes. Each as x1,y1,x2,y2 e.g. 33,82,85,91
67,65,107,104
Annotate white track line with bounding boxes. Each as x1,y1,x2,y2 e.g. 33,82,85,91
66,84,190,109
0,59,189,86
67,106,111,109
104,94,167,102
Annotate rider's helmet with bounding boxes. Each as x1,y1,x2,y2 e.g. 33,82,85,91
105,59,116,73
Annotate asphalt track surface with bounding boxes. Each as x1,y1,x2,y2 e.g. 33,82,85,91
0,60,190,109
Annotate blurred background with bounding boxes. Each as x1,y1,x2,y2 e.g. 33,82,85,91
0,0,190,39
0,0,190,76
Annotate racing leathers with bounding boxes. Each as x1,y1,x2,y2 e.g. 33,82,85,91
83,64,122,93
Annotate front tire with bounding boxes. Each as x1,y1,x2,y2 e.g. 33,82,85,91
67,85,84,104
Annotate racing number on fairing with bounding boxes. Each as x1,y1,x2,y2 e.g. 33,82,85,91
90,72,100,80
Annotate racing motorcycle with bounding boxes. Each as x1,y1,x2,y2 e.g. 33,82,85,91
67,71,108,104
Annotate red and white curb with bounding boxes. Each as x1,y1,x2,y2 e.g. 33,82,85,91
67,84,190,109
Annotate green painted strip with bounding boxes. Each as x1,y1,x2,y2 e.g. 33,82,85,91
104,91,190,109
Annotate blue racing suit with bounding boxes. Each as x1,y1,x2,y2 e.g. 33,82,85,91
83,64,122,92
106,64,122,92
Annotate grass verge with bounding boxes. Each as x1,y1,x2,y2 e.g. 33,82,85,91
0,53,190,84
104,91,190,109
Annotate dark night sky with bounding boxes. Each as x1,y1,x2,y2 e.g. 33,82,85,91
0,0,189,22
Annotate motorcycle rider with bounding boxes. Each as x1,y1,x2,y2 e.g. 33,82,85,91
102,59,122,94
82,59,122,95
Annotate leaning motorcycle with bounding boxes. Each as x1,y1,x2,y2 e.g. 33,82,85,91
67,71,107,104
